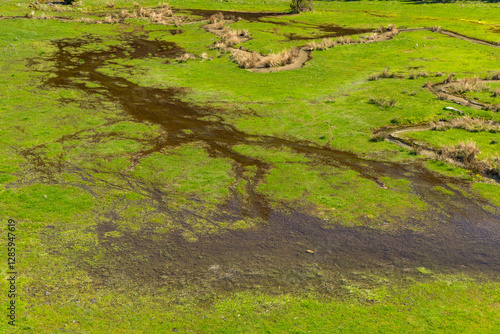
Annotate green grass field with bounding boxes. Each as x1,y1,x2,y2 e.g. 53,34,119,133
1,0,500,332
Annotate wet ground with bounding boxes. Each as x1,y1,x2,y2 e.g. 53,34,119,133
29,27,500,293
181,8,375,41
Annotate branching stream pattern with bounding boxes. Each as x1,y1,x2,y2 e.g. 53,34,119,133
24,21,500,290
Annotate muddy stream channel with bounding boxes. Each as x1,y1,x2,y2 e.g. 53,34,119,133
33,26,500,292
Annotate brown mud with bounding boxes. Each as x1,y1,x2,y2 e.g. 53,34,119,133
178,8,288,22
28,28,500,292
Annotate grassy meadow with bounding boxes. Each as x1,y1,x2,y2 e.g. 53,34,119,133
0,0,500,332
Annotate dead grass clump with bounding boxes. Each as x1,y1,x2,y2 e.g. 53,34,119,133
77,17,95,24
447,77,486,94
369,69,402,81
262,48,299,67
408,71,429,79
369,97,397,108
336,37,356,45
436,92,448,100
103,15,118,24
132,6,173,23
431,117,500,133
231,50,261,69
36,13,52,20
489,71,500,80
212,21,224,30
484,155,500,175
435,72,444,77
483,104,500,112
443,73,455,84
441,141,479,166
176,53,197,63
430,26,442,32
370,132,386,142
52,5,67,12
209,12,224,24
105,2,115,8
306,38,335,51
25,11,34,18
491,87,500,98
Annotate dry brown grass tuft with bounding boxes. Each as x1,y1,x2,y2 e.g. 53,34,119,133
441,141,480,167
176,53,197,63
306,38,335,51
209,12,224,24
103,15,117,24
436,92,448,100
36,13,52,20
444,73,455,84
77,17,95,24
490,71,500,80
231,50,262,69
492,87,500,98
447,77,486,94
369,69,402,81
105,2,115,8
483,104,500,112
430,117,500,133
262,48,299,67
369,132,386,142
52,5,66,12
430,26,442,32
336,36,356,45
369,97,397,108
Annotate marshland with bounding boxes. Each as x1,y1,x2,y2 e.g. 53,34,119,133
1,0,500,332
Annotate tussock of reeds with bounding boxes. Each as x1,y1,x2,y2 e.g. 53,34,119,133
52,5,67,12
368,97,397,108
430,117,500,133
443,73,455,84
77,17,95,24
436,92,448,100
368,69,402,81
209,12,224,24
305,38,335,51
447,77,486,94
441,141,480,166
221,28,249,45
483,104,500,112
104,6,175,24
408,71,429,79
231,50,261,69
489,71,500,80
369,132,386,142
262,48,299,67
176,53,197,62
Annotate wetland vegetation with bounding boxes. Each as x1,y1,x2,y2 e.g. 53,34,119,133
0,0,499,332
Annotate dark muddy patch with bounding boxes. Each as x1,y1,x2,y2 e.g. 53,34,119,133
318,23,373,36
29,30,500,293
178,8,288,22
86,205,500,293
